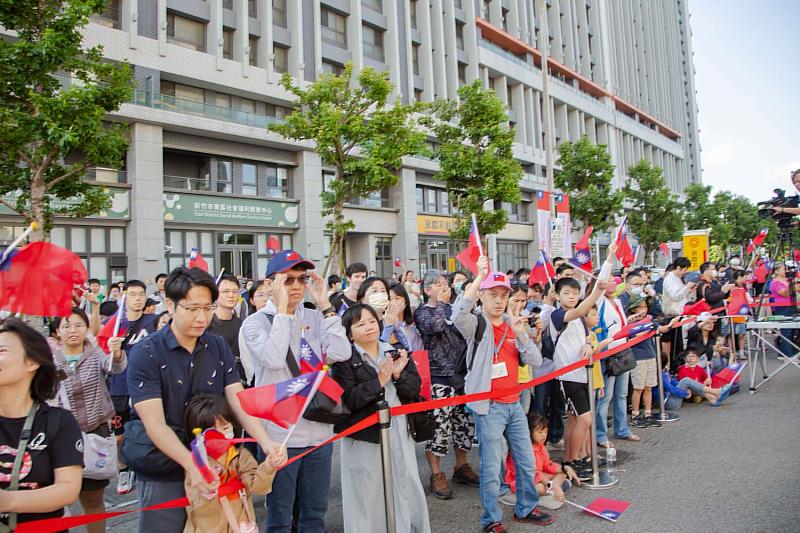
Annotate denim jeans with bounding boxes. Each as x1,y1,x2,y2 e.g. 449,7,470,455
266,445,333,533
595,369,632,443
519,387,532,415
665,377,708,410
773,306,796,357
475,402,539,527
532,379,564,442
136,479,186,533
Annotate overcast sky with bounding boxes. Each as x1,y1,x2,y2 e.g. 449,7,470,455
689,0,800,203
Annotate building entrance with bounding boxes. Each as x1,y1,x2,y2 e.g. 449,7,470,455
218,232,255,279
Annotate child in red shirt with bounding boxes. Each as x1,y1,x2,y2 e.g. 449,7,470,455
676,349,723,404
505,414,580,509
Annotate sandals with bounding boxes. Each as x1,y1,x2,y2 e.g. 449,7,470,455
617,433,641,442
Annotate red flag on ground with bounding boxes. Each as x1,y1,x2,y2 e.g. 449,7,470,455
568,226,593,272
659,242,670,260
584,497,630,522
412,350,432,400
456,215,483,275
0,241,88,317
530,249,557,287
189,248,209,272
614,217,635,267
683,299,711,316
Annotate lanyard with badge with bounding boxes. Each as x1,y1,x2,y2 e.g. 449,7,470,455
491,323,510,380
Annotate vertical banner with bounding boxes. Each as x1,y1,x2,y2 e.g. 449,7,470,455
555,194,571,258
536,191,552,257
682,230,710,271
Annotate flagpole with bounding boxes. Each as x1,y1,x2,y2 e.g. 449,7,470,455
0,222,38,263
215,268,226,285
563,500,617,523
109,292,126,372
471,213,485,256
540,250,553,287
280,370,327,449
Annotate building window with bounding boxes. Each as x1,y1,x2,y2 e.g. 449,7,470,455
458,63,467,86
223,0,233,9
349,188,389,208
242,162,258,196
273,44,288,73
167,230,215,274
503,201,530,222
321,60,343,76
375,236,393,278
412,44,420,75
362,0,383,13
265,166,289,198
91,0,121,29
410,0,418,29
167,12,206,52
456,22,465,50
217,160,233,193
273,0,287,27
249,35,258,66
46,225,127,287
163,149,211,191
321,8,347,47
497,241,529,274
362,24,385,62
248,0,257,18
223,29,233,59
417,185,451,215
416,186,424,212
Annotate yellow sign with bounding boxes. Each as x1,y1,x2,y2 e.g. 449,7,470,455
417,215,458,236
682,230,710,271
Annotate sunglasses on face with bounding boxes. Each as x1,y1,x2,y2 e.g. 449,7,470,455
284,274,310,286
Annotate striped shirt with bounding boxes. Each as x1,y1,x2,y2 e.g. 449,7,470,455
53,341,127,432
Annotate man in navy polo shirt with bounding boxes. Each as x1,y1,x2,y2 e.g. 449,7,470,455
125,267,285,533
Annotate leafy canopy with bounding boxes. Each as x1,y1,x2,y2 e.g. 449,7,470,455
555,136,623,232
0,0,132,235
623,159,684,258
418,80,522,240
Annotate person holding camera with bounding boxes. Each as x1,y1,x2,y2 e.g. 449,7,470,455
769,169,800,216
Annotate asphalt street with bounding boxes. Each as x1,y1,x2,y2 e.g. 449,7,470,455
80,352,800,533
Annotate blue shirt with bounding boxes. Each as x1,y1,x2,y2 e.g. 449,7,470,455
127,326,239,432
631,336,657,361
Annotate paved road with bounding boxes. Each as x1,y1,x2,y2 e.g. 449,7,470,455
78,353,799,533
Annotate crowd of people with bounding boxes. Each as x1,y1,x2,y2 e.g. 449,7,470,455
0,241,790,533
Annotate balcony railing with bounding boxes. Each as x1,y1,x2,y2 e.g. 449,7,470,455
478,39,531,70
90,5,121,29
131,90,285,129
163,175,210,191
87,167,127,184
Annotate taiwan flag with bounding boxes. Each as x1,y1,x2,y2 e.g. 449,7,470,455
614,216,635,267
726,287,750,316
96,313,128,354
267,236,281,255
237,372,318,428
299,336,324,373
683,299,711,316
584,498,630,522
456,214,483,275
189,248,209,272
612,316,654,340
530,249,557,288
569,226,593,272
752,228,768,247
659,242,671,260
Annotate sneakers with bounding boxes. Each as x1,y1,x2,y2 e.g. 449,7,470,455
513,508,555,526
430,472,453,500
631,415,647,428
484,522,508,533
117,468,135,495
452,463,480,486
499,490,517,506
567,460,592,482
645,414,662,427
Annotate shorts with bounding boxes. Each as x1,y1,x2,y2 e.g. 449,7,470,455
111,395,130,436
561,380,590,416
425,383,475,456
631,358,658,389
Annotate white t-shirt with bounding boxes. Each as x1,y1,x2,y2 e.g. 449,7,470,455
550,308,588,384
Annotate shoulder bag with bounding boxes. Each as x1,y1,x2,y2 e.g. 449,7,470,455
57,384,117,480
0,403,38,533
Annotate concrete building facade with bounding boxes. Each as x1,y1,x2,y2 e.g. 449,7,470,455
0,0,701,287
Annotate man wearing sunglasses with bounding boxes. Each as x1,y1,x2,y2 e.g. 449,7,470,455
241,249,351,532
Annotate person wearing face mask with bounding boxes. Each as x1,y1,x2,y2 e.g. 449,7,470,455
357,277,392,320
449,271,469,304
722,256,743,284
695,262,734,314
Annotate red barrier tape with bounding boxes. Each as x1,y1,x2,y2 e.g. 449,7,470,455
19,309,710,532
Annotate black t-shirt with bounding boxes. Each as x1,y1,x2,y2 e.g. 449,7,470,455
0,403,83,527
330,292,357,314
108,313,159,397
208,314,243,359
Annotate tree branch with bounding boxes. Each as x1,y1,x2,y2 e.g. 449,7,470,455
0,196,23,216
46,163,90,191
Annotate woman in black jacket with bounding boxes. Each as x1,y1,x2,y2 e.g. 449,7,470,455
331,304,430,533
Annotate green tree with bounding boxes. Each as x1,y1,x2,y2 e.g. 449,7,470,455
0,1,132,240
555,136,623,232
623,159,684,261
270,63,425,275
418,80,522,240
683,183,717,231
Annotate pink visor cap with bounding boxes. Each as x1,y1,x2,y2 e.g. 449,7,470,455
480,271,512,291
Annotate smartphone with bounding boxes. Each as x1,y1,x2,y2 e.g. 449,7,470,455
387,350,400,361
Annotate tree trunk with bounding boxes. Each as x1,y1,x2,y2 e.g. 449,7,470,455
29,169,46,242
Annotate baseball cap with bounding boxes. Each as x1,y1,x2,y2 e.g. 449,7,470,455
697,311,716,324
479,271,512,291
265,250,315,278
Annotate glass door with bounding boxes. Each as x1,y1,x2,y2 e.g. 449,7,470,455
218,247,255,279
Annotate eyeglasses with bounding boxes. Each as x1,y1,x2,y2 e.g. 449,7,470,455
176,303,214,315
284,274,310,286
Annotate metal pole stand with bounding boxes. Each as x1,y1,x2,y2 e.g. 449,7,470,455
583,356,619,490
655,334,680,422
377,401,397,533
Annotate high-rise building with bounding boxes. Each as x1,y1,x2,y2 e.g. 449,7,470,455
0,0,701,286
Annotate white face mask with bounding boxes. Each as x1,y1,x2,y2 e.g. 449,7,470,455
367,292,389,312
222,426,235,440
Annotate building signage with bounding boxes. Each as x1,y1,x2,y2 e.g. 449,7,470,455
163,192,299,228
417,214,459,236
0,186,130,220
682,230,709,271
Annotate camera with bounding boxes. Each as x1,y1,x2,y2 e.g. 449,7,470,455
528,306,542,327
758,188,798,228
386,349,401,361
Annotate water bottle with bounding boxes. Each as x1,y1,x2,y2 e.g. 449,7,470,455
606,446,617,475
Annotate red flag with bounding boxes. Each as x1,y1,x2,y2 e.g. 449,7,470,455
189,248,209,272
456,215,483,274
659,243,670,259
0,242,88,317
267,235,281,255
726,287,750,316
96,314,128,354
237,373,319,428
584,497,630,522
746,239,756,254
412,350,432,401
683,299,711,316
393,257,402,267
752,228,768,247
569,226,593,272
614,217,635,267
530,250,557,287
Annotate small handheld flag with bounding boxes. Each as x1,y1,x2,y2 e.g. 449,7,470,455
299,334,324,373
612,316,654,340
456,214,484,275
189,248,209,273
568,226,593,273
237,373,317,428
683,299,711,316
530,249,557,287
614,217,635,267
659,242,670,260
584,497,630,522
97,293,128,355
190,428,217,484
